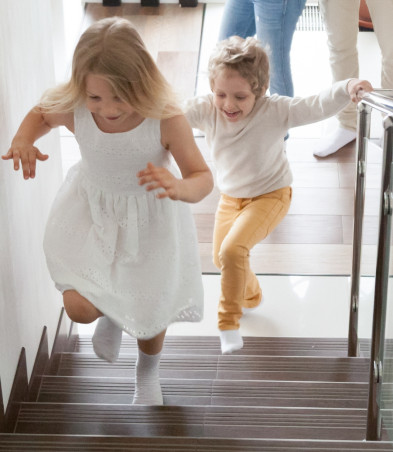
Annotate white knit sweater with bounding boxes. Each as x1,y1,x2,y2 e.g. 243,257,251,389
185,80,351,198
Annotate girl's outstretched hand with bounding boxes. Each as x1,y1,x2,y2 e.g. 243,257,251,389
2,142,49,179
137,162,181,200
347,79,373,103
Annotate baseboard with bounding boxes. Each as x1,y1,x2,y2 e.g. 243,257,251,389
46,308,77,375
3,348,28,433
1,308,75,433
0,379,5,432
28,328,50,402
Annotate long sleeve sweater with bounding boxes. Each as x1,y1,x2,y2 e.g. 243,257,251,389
184,79,352,198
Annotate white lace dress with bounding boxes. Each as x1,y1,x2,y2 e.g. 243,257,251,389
43,106,203,339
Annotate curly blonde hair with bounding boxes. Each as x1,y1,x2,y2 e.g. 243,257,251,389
40,17,180,119
208,36,269,99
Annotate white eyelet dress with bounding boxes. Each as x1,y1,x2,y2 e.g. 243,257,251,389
43,106,203,339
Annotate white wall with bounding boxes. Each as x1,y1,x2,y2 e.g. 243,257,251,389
0,0,65,410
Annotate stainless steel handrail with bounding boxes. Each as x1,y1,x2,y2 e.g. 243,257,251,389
348,89,393,440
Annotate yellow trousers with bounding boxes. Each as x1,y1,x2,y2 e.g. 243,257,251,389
213,186,292,330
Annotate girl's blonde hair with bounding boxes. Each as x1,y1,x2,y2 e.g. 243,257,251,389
208,36,270,99
40,17,180,118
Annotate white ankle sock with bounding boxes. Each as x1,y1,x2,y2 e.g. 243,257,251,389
313,127,356,157
132,350,163,405
92,316,122,363
219,329,243,354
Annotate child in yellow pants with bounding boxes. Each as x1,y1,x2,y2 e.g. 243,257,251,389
213,188,291,332
185,35,373,354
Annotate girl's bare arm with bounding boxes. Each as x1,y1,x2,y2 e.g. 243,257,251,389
2,107,74,179
138,115,213,203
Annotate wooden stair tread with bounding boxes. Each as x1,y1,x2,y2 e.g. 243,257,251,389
76,335,367,357
14,403,377,441
51,353,369,382
1,434,393,451
37,375,368,408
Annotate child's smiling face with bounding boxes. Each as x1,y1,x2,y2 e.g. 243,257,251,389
212,68,257,123
85,73,142,132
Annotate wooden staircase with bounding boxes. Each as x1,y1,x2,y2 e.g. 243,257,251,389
1,333,393,451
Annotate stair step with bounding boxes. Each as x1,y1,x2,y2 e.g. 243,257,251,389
14,403,379,440
1,434,393,451
52,353,369,382
76,335,360,356
37,376,368,408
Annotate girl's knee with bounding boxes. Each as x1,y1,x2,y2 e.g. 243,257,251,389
63,290,101,324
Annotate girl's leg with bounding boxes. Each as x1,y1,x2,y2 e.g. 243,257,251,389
254,0,306,97
63,290,123,362
63,290,102,323
218,0,256,41
133,329,166,405
217,188,291,353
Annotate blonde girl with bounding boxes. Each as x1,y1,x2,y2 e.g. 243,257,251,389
3,17,213,405
185,36,372,354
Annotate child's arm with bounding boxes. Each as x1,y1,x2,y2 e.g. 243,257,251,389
286,79,374,129
137,115,214,203
2,107,74,179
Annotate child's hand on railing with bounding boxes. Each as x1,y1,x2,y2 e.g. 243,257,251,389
347,79,374,103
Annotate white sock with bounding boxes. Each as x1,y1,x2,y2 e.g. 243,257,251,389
92,316,122,363
219,329,243,355
132,350,163,406
313,127,356,157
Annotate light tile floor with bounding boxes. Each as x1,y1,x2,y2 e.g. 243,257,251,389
79,273,381,340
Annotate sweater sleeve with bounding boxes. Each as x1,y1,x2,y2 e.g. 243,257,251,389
183,95,214,131
285,79,352,129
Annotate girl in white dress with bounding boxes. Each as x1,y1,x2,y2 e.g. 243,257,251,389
2,17,213,405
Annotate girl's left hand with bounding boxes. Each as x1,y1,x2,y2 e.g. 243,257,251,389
137,162,181,200
347,79,374,103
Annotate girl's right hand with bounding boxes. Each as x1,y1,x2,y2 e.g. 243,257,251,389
2,142,48,179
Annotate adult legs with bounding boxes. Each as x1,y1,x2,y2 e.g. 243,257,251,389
314,0,360,157
218,0,256,41
254,0,306,97
366,0,393,91
213,188,291,353
133,330,166,405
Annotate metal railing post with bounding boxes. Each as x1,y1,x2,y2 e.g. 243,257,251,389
348,102,372,357
366,115,393,440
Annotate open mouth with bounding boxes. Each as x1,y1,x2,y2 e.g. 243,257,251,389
224,110,240,120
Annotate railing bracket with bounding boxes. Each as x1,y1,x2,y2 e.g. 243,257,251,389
352,294,358,313
373,360,383,384
358,160,366,177
383,191,393,215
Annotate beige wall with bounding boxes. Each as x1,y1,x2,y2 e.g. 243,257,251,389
0,0,65,410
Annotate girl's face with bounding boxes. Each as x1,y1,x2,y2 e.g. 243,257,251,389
212,68,257,123
85,74,141,132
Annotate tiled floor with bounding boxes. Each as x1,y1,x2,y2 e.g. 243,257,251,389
63,3,392,341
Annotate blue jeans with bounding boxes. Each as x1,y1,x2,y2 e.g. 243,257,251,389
219,0,306,97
